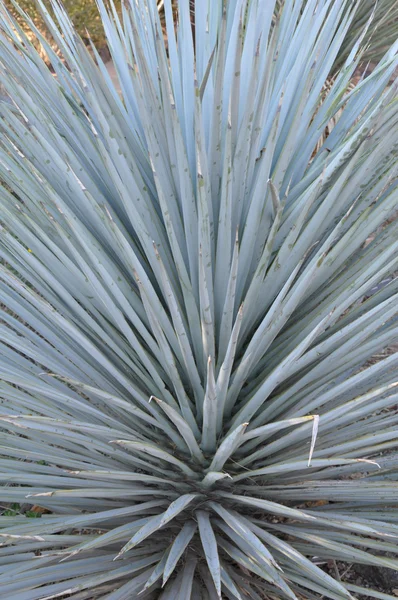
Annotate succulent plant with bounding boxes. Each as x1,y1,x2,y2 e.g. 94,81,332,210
0,0,398,599
334,0,398,69
275,0,398,69
4,0,398,66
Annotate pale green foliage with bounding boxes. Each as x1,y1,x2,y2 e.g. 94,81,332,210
4,0,398,65
335,0,398,67
275,0,398,69
0,1,398,599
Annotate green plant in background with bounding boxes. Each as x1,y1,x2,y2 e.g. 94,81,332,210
2,503,42,518
2,503,22,517
0,0,398,599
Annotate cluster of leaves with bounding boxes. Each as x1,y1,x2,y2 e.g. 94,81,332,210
275,0,398,69
0,0,398,599
335,0,398,68
2,0,170,59
4,0,116,51
4,0,398,64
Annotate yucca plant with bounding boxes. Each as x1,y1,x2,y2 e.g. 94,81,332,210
0,0,398,598
334,0,398,68
274,0,398,70
4,0,398,69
